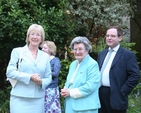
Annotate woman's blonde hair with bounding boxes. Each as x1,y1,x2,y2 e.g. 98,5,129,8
25,24,45,46
41,41,57,56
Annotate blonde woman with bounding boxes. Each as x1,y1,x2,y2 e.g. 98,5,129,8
6,24,52,113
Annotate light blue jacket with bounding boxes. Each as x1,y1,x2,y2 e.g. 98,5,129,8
64,54,101,111
6,45,52,98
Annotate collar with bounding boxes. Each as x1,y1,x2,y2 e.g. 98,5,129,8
109,44,120,52
50,55,55,60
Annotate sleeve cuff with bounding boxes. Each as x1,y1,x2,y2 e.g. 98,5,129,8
70,88,82,98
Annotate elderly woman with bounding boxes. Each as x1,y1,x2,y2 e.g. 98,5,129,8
61,36,101,113
6,24,52,113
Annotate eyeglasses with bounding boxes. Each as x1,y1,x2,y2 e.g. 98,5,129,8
73,48,86,52
105,35,118,38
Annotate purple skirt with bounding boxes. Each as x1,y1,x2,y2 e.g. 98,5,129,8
44,87,62,113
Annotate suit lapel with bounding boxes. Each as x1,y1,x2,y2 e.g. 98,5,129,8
111,47,123,68
22,45,41,64
36,50,44,63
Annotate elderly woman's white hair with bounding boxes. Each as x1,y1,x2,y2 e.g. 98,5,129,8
70,36,92,53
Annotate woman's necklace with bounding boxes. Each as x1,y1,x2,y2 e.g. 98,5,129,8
28,46,38,60
32,54,37,59
31,51,37,59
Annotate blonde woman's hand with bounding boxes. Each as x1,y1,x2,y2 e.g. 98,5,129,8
31,73,42,85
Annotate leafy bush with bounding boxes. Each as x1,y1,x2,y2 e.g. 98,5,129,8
128,78,141,113
0,86,11,113
59,59,71,112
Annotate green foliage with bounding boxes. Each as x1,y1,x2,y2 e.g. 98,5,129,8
0,0,57,49
67,0,137,37
36,0,76,53
127,77,141,113
59,59,71,89
0,86,11,113
45,7,75,49
59,59,71,111
92,37,106,53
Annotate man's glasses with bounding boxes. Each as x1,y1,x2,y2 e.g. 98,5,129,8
105,35,118,38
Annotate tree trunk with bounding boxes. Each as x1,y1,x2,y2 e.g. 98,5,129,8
130,0,141,68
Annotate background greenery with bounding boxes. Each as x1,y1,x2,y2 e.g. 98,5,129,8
0,0,141,113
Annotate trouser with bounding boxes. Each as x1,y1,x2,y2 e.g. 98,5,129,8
98,86,126,113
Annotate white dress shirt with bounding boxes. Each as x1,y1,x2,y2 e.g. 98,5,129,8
101,45,120,86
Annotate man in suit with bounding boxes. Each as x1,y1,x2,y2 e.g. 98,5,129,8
97,26,140,113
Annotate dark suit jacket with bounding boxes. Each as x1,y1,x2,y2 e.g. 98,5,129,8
97,47,140,110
